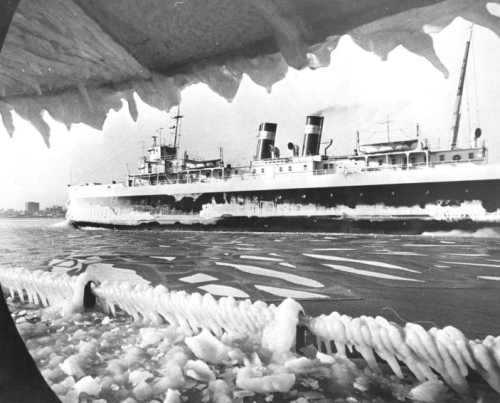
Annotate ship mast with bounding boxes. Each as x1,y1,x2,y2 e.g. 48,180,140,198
450,28,473,149
170,105,183,157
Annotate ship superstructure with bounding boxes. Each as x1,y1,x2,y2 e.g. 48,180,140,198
67,35,500,233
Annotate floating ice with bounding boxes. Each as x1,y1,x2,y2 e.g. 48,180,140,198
151,256,176,261
216,262,324,288
74,376,101,396
3,265,500,401
84,263,150,285
313,248,356,251
129,370,153,386
197,284,250,299
185,360,216,383
255,285,330,300
304,253,420,273
179,273,218,284
239,255,283,262
322,264,425,282
477,276,500,281
236,368,295,394
279,262,296,268
185,329,232,364
442,261,500,268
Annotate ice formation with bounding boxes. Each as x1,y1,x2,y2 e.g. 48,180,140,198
1,0,500,145
2,266,500,402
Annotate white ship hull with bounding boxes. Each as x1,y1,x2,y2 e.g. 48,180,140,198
67,161,500,233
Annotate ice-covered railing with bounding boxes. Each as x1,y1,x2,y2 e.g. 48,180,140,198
2,267,500,398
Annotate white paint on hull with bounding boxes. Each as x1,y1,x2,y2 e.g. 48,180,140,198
68,162,500,199
66,162,500,227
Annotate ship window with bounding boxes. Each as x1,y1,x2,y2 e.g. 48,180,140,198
235,170,238,175
168,162,173,167
452,155,462,161
279,166,283,172
288,166,292,172
303,165,307,170
439,155,445,162
252,169,256,174
323,164,328,170
378,160,382,166
391,159,396,165
261,168,265,173
468,152,474,159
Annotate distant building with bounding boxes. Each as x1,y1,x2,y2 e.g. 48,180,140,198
25,202,40,214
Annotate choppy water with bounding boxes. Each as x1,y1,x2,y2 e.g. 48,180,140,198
4,218,500,403
2,218,500,339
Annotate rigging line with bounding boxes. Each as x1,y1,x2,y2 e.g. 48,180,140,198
81,136,147,181
229,137,257,164
465,75,472,140
471,28,481,127
184,135,257,151
358,29,470,133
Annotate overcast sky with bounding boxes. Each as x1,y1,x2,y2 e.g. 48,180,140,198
1,18,500,210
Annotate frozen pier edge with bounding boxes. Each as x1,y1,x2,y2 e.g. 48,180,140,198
2,266,500,401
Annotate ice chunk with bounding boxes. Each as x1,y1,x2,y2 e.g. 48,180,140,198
235,367,295,393
208,379,233,403
185,329,231,364
409,380,449,402
261,298,303,354
185,360,216,383
59,356,85,378
133,380,154,402
129,370,153,386
126,346,146,365
164,389,181,403
139,327,163,348
155,365,185,392
74,375,101,396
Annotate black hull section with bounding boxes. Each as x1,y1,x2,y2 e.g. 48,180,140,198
68,178,500,234
70,216,500,235
73,178,500,212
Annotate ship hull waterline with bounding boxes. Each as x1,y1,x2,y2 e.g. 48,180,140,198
67,166,500,234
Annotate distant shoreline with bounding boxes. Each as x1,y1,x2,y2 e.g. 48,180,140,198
0,216,65,220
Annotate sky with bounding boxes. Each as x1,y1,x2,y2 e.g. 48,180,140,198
1,18,500,210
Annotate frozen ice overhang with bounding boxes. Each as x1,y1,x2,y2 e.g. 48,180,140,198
0,0,499,146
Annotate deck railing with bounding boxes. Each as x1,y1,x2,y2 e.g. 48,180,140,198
129,158,487,187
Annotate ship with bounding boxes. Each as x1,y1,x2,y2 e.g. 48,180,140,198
66,35,500,234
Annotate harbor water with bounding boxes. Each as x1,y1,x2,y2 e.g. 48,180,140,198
1,218,500,402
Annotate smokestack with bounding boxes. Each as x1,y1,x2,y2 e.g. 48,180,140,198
255,122,277,160
302,116,324,156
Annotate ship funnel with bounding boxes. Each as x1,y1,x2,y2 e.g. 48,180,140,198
287,142,300,156
302,116,324,156
255,122,277,160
